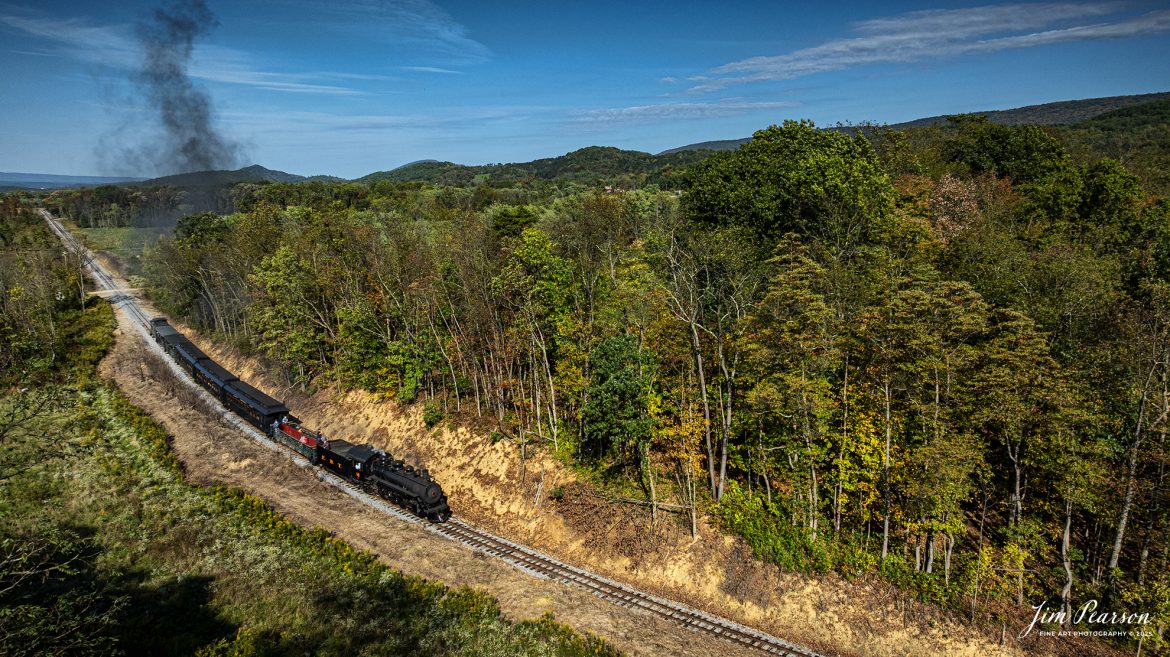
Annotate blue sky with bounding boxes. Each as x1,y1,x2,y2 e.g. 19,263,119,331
2,0,1169,178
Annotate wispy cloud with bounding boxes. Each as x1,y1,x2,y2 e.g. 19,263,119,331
573,99,798,126
0,13,140,69
263,0,491,65
7,48,62,58
400,65,462,74
223,105,539,136
692,3,1170,92
192,46,370,95
0,11,365,96
225,110,421,135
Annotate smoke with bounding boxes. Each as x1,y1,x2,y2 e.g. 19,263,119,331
135,0,242,174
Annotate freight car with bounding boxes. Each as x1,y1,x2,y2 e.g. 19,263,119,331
148,317,451,522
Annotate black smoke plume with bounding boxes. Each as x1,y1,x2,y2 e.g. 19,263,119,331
136,0,241,174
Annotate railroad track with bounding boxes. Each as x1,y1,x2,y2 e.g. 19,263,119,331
42,210,826,657
42,210,153,329
428,519,821,656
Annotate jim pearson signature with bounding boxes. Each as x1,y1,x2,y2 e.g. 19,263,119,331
1020,599,1152,639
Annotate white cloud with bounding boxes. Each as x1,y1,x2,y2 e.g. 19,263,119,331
574,99,798,125
692,3,1170,92
191,46,370,95
400,65,462,74
0,13,140,69
970,8,1170,49
1,1,493,90
221,105,540,139
0,11,365,96
261,0,491,65
850,2,1116,39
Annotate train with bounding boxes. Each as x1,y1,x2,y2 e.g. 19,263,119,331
148,317,452,523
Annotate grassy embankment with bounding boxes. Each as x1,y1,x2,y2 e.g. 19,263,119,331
0,300,617,657
74,223,169,277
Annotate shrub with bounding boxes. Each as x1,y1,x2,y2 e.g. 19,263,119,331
713,482,877,579
423,400,444,428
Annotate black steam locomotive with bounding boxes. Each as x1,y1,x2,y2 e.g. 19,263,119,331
149,317,452,523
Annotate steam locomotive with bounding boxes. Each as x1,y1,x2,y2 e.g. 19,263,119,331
148,317,452,523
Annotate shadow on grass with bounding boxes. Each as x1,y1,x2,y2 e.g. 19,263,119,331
112,572,238,657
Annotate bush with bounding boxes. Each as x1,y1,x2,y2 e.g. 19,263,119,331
423,399,444,428
713,482,876,579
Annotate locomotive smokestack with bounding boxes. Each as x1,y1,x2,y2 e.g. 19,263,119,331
136,0,241,174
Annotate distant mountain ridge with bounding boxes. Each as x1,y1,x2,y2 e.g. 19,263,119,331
135,164,317,188
660,91,1170,154
892,91,1170,128
358,146,710,186
0,172,146,190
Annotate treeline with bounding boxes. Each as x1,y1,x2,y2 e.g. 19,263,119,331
1059,99,1170,198
42,185,189,228
0,193,96,382
43,183,253,229
133,119,1168,642
358,145,710,189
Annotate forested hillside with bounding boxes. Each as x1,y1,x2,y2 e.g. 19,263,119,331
1059,99,1170,197
115,114,1170,652
358,146,713,188
663,91,1170,155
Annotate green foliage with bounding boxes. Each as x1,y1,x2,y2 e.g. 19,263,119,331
581,334,656,464
44,184,185,229
359,146,714,189
1060,99,1170,196
941,115,1068,185
684,120,894,251
491,203,540,239
107,386,184,476
713,482,876,577
248,245,330,384
493,227,573,318
423,399,445,428
1075,98,1170,132
0,196,117,383
176,211,232,242
0,527,125,657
